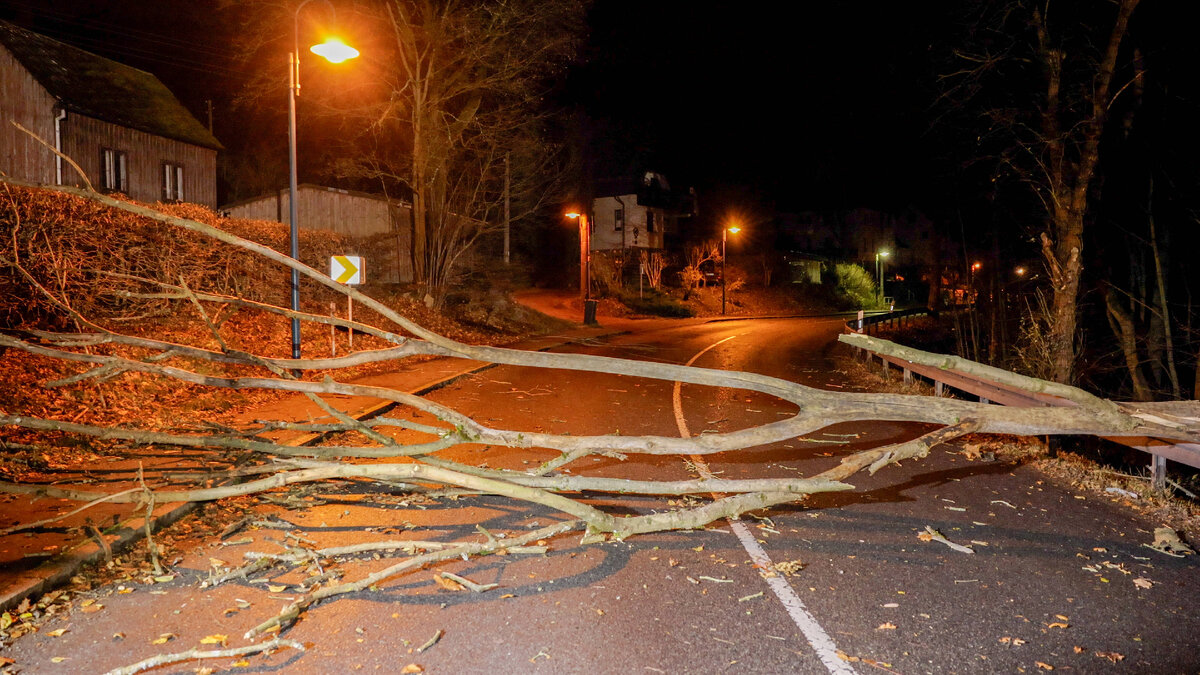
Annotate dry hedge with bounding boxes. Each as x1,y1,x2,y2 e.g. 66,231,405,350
0,184,350,330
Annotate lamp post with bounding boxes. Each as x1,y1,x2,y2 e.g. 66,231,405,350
565,210,593,323
722,225,741,315
288,0,358,359
875,250,889,305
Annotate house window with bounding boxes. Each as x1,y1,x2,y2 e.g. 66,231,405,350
614,208,624,231
646,210,656,233
100,148,127,193
162,162,184,202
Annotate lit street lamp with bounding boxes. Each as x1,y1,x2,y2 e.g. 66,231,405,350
722,224,741,315
288,0,358,359
875,250,889,305
565,210,595,323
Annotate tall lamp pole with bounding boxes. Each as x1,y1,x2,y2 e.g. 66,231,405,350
566,210,592,322
288,0,358,359
722,225,740,315
875,250,889,305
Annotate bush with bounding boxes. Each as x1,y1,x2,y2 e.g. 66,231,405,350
833,263,883,309
618,289,694,317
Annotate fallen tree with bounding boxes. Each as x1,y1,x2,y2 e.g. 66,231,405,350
2,178,1199,658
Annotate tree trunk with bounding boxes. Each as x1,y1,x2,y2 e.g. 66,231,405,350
1035,0,1139,384
1104,288,1152,401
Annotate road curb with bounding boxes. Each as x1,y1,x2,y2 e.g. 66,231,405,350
0,328,625,614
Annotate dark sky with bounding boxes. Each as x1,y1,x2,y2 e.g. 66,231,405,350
0,0,945,212
571,2,945,211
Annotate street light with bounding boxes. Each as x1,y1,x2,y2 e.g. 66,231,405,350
565,210,595,323
875,250,890,305
288,0,359,359
722,225,741,315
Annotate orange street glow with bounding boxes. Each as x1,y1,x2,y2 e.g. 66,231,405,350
311,38,359,63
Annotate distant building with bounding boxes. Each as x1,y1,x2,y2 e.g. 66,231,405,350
221,184,414,283
590,171,695,252
0,20,221,206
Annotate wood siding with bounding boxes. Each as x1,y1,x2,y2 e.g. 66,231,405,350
0,42,56,184
223,185,414,283
60,113,217,207
591,194,665,251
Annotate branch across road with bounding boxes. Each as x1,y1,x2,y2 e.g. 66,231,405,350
3,316,1199,672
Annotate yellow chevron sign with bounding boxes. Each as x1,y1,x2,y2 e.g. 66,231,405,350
330,255,363,285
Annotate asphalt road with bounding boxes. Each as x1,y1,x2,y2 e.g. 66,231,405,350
4,317,1198,674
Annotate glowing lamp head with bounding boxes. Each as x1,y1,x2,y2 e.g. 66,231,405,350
311,38,359,64
727,226,741,234
565,211,582,219
972,261,982,270
879,250,889,258
1015,267,1026,276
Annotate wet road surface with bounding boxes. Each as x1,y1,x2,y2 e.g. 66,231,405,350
4,317,1198,673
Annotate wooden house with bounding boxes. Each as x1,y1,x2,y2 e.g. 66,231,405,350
221,184,414,283
0,20,221,207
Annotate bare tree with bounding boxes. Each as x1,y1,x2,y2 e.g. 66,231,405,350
340,0,584,299
225,0,583,302
640,250,667,290
680,241,719,299
941,0,1141,383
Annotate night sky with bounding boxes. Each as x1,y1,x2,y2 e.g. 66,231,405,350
0,0,947,213
571,2,945,212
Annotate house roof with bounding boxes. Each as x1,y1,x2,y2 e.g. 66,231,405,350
220,184,412,212
0,20,222,151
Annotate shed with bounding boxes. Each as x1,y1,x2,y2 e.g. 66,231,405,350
221,184,414,284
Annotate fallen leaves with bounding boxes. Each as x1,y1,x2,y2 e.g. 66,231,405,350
1145,527,1194,557
1035,661,1054,670
1132,577,1154,589
876,622,897,630
773,559,805,576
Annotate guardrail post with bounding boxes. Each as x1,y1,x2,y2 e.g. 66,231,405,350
903,367,913,385
934,381,944,397
1151,455,1167,491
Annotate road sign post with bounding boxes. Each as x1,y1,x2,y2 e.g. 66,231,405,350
330,255,364,351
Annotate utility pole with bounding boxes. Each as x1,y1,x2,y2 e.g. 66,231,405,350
503,153,510,265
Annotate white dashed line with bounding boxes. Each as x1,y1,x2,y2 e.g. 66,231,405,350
674,336,857,675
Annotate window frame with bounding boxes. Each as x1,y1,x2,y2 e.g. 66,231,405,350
99,147,127,193
161,161,185,202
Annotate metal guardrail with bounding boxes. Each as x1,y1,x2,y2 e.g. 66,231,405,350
846,327,1200,492
850,307,928,333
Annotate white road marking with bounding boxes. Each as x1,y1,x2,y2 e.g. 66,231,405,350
675,336,857,675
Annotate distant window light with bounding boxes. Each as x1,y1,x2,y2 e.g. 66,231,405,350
614,208,624,231
162,162,184,202
100,148,127,193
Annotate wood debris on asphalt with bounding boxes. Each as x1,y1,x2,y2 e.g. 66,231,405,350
917,526,974,554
